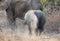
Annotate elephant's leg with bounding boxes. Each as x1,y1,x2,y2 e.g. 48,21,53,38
6,7,16,30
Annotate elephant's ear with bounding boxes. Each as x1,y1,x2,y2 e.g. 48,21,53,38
0,0,11,10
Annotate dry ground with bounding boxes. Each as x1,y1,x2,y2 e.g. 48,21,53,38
0,10,60,41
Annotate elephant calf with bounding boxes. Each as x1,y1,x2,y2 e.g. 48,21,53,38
24,10,46,35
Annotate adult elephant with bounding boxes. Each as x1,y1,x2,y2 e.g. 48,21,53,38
1,0,43,25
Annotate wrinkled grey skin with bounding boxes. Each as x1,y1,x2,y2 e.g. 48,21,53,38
6,1,30,25
0,0,11,10
1,0,43,25
31,0,43,10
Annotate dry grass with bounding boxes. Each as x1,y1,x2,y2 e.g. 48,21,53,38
0,28,60,41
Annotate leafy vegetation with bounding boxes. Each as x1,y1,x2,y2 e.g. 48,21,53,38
40,0,60,6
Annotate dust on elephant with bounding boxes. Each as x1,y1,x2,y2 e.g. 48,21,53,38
24,10,46,35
